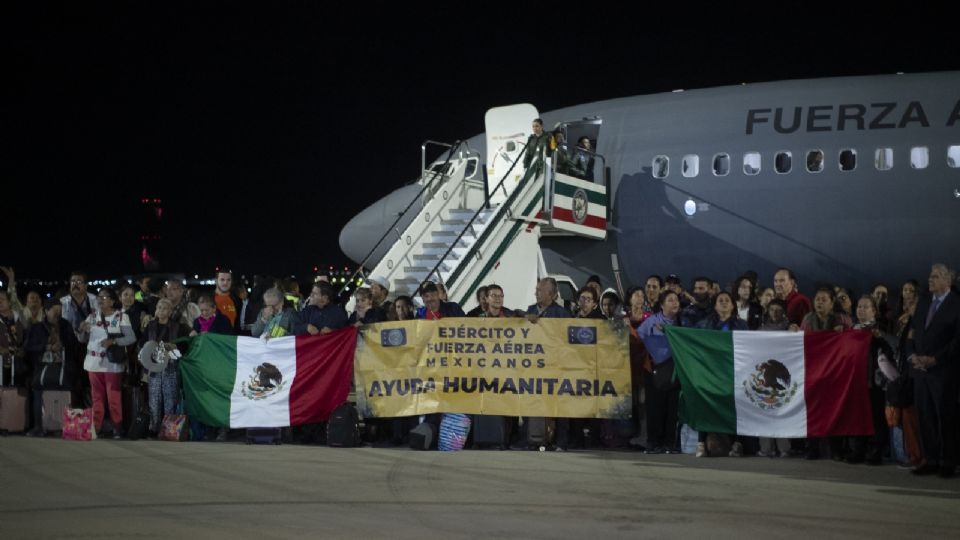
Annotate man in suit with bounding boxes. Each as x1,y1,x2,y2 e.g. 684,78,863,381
908,263,960,478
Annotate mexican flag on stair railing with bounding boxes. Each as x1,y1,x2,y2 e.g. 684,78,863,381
663,327,873,438
179,327,358,428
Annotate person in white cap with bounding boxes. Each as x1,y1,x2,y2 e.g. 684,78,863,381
367,276,391,315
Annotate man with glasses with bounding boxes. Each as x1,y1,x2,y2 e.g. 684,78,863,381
60,271,97,339
484,285,517,318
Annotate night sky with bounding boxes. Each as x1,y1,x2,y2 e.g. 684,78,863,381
7,5,958,282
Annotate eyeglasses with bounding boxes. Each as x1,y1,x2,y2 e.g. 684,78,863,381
579,296,595,303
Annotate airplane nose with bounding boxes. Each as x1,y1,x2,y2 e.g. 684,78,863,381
339,183,424,266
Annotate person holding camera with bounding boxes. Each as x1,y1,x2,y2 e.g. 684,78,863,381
78,287,135,439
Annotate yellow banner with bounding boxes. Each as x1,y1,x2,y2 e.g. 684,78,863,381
354,318,632,419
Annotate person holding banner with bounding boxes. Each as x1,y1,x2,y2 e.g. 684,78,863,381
800,286,852,460
638,290,682,454
349,288,387,326
694,292,749,457
483,285,518,318
417,283,465,320
525,278,572,450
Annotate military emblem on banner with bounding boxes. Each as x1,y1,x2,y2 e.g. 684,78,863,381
240,362,286,401
381,328,407,347
567,326,597,345
743,359,798,411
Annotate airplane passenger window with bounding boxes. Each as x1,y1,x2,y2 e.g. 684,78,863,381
775,152,792,174
652,156,669,178
875,148,893,171
743,152,761,175
806,150,824,173
713,153,730,176
682,155,699,178
910,146,929,169
839,149,857,171
948,146,960,168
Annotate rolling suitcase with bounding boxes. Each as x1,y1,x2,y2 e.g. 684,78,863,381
525,417,555,449
327,403,361,447
246,427,282,445
0,363,28,433
41,390,72,432
472,415,509,449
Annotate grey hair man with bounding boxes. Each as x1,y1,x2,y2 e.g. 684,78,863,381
907,263,960,478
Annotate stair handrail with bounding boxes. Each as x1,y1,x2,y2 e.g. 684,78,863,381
419,139,537,293
339,140,464,295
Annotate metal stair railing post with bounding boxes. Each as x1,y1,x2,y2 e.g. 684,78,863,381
419,140,536,294
338,140,464,296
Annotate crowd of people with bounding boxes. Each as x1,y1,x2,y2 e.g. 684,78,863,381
0,262,957,478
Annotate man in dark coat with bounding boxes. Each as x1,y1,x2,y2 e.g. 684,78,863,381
907,263,960,478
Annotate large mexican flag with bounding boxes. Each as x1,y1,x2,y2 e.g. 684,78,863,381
664,327,873,438
180,327,358,428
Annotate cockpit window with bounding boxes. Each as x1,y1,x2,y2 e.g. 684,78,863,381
682,155,699,178
910,146,929,169
743,152,761,175
713,153,730,176
839,149,857,172
652,156,669,179
775,151,792,174
948,145,960,168
875,148,893,171
806,150,824,173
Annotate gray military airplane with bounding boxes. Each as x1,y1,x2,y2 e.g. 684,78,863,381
340,71,960,298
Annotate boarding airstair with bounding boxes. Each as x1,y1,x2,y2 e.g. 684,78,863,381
345,104,609,312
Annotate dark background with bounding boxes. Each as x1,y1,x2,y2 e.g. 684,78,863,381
6,4,958,282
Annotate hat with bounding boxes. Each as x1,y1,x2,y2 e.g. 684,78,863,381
367,276,389,291
665,274,681,284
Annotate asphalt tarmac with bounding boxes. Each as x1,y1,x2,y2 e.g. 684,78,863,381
1,437,958,539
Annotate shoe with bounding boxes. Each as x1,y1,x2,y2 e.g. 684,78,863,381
26,427,44,437
729,441,743,457
554,447,566,452
665,447,682,454
644,446,665,454
216,428,228,442
938,466,956,479
695,442,706,458
910,464,939,476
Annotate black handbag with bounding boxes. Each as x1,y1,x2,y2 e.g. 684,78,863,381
101,313,127,365
652,358,680,391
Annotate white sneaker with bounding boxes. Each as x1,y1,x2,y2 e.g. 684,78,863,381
695,442,706,458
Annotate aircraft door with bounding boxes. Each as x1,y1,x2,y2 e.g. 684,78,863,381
485,103,539,206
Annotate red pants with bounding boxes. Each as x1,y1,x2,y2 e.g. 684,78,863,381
88,371,123,431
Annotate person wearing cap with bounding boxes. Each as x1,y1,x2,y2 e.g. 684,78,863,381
367,275,392,316
140,298,190,436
